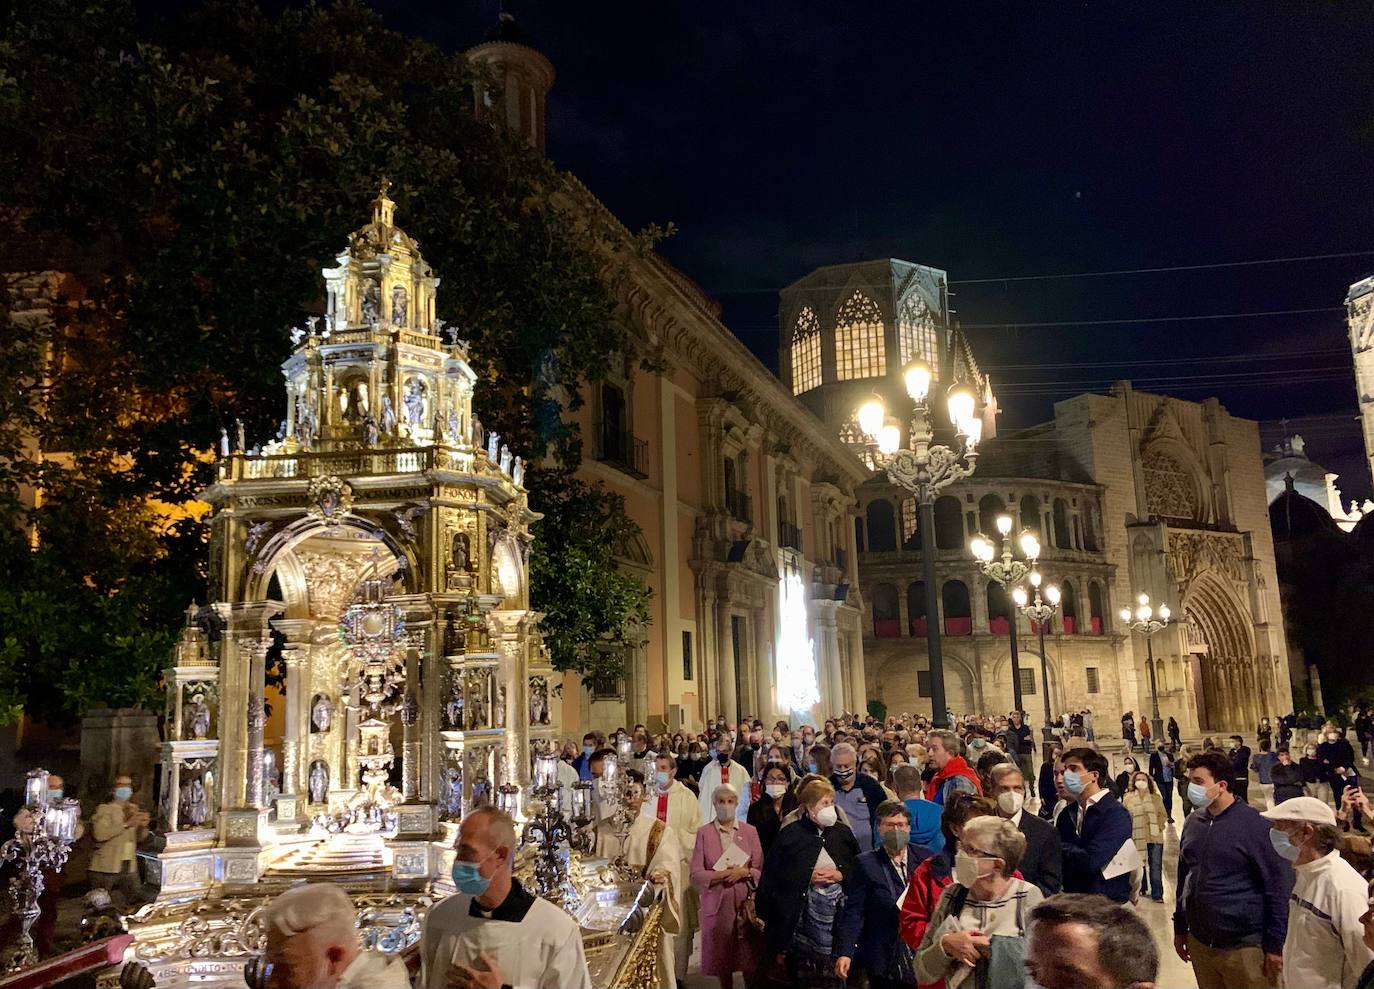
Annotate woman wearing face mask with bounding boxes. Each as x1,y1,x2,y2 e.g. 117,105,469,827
1304,741,1336,807
756,779,859,986
691,785,764,989
1113,755,1140,798
747,762,797,856
1123,770,1168,903
913,815,1043,989
898,793,1002,951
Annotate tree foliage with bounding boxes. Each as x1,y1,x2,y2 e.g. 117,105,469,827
0,0,652,722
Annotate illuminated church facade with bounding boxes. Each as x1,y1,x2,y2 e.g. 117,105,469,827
781,263,1294,733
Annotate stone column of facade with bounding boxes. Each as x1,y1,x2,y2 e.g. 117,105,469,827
846,628,866,718
696,577,718,723
754,599,774,724
715,597,737,725
814,601,842,718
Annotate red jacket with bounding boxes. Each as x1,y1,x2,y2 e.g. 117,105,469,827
924,755,982,803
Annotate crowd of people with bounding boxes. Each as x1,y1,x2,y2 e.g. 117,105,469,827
241,703,1373,989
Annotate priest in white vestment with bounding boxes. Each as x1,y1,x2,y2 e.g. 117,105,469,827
623,780,685,989
697,751,753,825
419,806,591,989
647,753,700,982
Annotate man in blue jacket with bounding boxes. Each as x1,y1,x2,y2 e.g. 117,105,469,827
833,800,928,989
1174,750,1293,988
1054,747,1133,903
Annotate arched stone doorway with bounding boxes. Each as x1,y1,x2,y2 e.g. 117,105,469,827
1184,575,1262,731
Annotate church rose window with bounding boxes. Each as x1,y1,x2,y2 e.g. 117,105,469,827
1143,449,1198,521
898,294,939,380
835,292,886,381
791,306,822,394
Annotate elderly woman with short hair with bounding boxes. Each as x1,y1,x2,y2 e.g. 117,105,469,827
690,784,764,988
260,882,410,988
914,815,1043,989
757,777,860,988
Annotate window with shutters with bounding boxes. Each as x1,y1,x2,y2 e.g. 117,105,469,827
1085,667,1100,693
1019,668,1036,696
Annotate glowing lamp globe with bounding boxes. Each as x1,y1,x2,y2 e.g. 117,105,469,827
1137,592,1150,607
995,514,1013,536
857,399,886,438
963,417,984,448
970,534,994,563
878,423,901,455
1045,584,1061,606
1020,531,1041,560
903,359,933,402
1119,606,1132,623
1029,569,1042,588
946,383,976,427
1158,604,1171,622
1136,604,1152,622
1012,586,1028,607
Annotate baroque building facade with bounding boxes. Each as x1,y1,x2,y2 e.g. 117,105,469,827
468,26,870,738
781,260,1293,733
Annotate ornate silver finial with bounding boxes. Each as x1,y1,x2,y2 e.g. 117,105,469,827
290,325,305,346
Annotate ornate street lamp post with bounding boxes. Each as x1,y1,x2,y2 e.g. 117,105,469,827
1121,593,1171,745
1014,571,1061,763
970,515,1041,715
855,360,981,729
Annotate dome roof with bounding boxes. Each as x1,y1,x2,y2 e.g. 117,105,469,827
1270,486,1341,541
483,12,529,46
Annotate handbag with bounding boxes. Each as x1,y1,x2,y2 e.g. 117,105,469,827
735,876,765,936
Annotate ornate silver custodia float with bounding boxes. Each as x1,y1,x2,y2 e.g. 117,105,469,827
112,186,660,989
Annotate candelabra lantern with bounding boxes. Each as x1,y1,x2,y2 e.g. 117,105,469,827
1013,570,1062,763
854,360,980,728
495,783,521,820
1121,593,1172,745
971,514,1041,715
522,751,579,909
597,753,639,879
1,769,81,972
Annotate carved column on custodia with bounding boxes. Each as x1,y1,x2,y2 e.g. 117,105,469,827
271,619,313,803
490,610,531,787
243,636,267,809
400,691,420,801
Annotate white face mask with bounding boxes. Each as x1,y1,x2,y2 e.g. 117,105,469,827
997,790,1024,816
715,802,736,823
813,804,837,828
1135,779,1149,791
765,783,787,799
953,850,986,887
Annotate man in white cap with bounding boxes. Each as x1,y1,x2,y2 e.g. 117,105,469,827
1263,796,1374,989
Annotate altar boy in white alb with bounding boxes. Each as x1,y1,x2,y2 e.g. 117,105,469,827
419,806,592,989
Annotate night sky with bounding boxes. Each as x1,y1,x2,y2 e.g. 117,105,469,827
175,3,1374,498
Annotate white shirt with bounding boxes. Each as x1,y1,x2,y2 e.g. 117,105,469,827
1282,850,1374,989
337,949,411,989
419,887,592,989
1008,809,1024,829
1075,789,1108,835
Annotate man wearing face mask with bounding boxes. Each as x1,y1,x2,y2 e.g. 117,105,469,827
1174,751,1293,989
420,806,591,989
1262,797,1373,989
697,743,751,826
989,762,1061,896
831,742,887,853
1320,725,1359,809
1055,748,1133,903
571,732,600,781
833,801,925,988
1227,735,1252,804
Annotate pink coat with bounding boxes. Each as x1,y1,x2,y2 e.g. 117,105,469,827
690,820,763,977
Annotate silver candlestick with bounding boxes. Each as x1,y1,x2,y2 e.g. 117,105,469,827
1,769,80,971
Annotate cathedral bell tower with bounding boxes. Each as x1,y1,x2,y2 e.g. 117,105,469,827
466,12,555,155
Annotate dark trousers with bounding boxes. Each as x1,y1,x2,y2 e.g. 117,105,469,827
1159,780,1174,820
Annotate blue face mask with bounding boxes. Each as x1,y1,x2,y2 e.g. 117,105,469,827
582,745,594,757
655,770,670,789
1062,770,1086,796
1187,782,1214,808
114,787,132,801
1269,828,1300,862
452,849,497,896
48,789,63,801
807,761,819,775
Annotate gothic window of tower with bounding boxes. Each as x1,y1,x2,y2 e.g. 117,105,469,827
791,306,822,394
834,292,886,381
898,293,939,379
